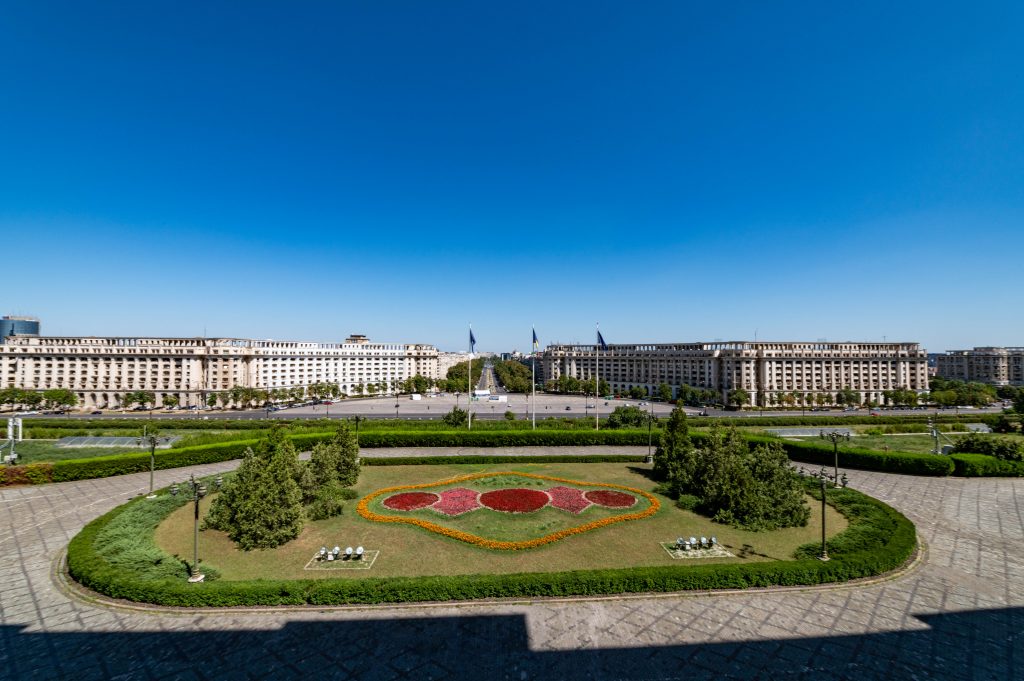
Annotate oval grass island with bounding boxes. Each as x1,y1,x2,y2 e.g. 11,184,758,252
66,462,916,607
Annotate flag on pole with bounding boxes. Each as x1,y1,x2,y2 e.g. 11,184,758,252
532,328,539,351
597,329,608,351
469,327,476,354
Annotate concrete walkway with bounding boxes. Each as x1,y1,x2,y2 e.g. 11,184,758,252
0,450,1021,680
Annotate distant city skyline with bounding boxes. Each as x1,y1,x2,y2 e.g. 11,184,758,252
2,3,1021,352
2,312,1014,356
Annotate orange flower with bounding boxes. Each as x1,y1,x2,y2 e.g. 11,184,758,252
356,471,661,550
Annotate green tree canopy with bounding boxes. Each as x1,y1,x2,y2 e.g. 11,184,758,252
205,427,304,549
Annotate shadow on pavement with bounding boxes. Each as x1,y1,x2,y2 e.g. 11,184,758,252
0,606,1019,680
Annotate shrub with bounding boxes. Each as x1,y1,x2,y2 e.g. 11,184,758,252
675,494,700,511
952,433,1024,461
950,454,1024,477
606,405,648,429
442,407,468,427
305,482,348,521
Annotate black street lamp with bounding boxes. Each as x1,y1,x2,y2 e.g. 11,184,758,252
170,474,223,582
798,465,848,561
819,429,851,482
646,406,656,464
136,430,170,499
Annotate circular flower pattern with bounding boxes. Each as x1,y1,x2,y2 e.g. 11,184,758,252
382,491,439,511
358,471,660,551
479,488,550,513
584,490,637,508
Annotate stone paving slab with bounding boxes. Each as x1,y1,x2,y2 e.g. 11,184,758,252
0,451,1022,680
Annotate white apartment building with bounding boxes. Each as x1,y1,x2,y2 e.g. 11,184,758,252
936,347,1024,386
0,334,439,409
541,341,929,405
437,351,472,378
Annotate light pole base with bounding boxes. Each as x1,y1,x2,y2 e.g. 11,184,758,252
818,555,830,562
188,573,206,583
145,494,157,499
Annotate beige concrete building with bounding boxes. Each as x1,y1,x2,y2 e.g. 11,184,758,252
541,341,929,406
0,334,439,409
935,347,1024,386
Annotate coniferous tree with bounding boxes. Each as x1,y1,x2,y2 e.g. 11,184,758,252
205,428,304,549
653,406,697,493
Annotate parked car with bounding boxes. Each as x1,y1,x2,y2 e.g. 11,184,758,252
90,410,103,415
565,406,571,411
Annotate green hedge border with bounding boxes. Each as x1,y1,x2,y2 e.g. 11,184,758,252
66,478,917,607
5,427,1022,486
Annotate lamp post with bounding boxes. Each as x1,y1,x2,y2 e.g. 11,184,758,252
170,474,223,582
819,429,851,482
798,465,848,561
646,402,656,464
136,429,169,499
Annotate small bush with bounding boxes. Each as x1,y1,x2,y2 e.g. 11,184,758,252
951,433,1024,461
675,494,700,511
305,483,348,521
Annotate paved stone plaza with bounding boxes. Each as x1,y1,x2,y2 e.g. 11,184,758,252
1,449,1021,680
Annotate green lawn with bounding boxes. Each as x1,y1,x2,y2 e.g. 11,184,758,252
9,440,147,464
154,462,847,581
789,432,1022,454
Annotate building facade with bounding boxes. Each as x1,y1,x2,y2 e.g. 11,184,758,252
935,347,1024,386
541,341,929,405
0,316,40,339
0,334,439,409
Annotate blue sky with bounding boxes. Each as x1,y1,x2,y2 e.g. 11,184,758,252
2,2,1021,352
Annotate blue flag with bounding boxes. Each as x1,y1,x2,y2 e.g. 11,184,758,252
532,328,539,351
597,330,608,351
469,328,476,353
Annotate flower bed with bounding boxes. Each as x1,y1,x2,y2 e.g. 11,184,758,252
382,492,439,511
433,487,481,516
547,486,592,514
585,490,636,508
479,488,550,513
358,471,660,550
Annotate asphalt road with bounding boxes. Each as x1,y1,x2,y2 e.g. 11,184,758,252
11,399,1005,422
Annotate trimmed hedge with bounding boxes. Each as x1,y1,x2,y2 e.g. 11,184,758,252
4,427,1018,487
363,455,647,466
66,478,916,607
751,435,957,476
356,430,649,448
950,454,1024,477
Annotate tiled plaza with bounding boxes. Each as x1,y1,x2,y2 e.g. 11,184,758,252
1,450,1020,680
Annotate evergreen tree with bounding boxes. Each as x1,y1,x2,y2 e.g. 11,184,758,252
205,428,304,549
652,406,697,493
334,423,361,487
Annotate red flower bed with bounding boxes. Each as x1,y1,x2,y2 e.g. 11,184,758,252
382,492,439,511
433,487,481,516
546,486,592,514
584,490,636,508
479,488,550,513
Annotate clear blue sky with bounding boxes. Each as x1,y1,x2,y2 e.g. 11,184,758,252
2,2,1021,352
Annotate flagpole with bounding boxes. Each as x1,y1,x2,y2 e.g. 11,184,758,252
468,324,472,430
595,323,600,431
531,326,536,430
